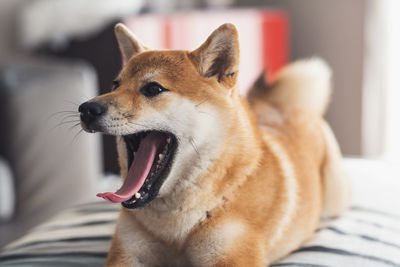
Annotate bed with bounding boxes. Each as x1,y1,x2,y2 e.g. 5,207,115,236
0,158,399,267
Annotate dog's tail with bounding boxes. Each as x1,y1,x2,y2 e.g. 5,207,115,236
247,58,332,116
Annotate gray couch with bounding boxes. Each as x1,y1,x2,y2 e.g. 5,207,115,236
0,58,102,247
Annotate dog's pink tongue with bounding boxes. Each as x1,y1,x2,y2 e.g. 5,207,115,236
96,132,165,203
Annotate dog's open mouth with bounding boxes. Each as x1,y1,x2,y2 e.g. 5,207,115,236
97,131,177,209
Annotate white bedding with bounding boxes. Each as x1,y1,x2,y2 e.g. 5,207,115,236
0,158,399,266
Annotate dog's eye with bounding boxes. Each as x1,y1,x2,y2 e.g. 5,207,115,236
111,80,120,91
140,82,168,98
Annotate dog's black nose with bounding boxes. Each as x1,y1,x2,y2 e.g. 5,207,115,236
79,101,106,130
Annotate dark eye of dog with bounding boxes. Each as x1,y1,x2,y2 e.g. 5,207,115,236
111,80,120,91
140,82,168,97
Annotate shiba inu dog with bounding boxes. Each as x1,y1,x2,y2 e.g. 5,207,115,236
79,23,351,266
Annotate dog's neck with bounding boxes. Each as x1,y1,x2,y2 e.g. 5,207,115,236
130,95,262,247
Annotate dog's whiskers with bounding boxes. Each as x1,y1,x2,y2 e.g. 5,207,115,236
72,128,85,143
49,118,81,132
60,114,80,122
55,119,81,128
68,122,82,132
195,98,209,107
63,100,80,107
124,114,134,119
47,110,79,124
189,136,201,159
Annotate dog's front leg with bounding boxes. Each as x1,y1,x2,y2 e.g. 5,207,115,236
186,220,265,267
105,233,166,267
105,211,169,267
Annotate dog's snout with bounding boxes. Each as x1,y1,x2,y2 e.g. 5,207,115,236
79,101,106,116
79,101,107,131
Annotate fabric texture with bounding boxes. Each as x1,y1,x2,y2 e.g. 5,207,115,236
0,159,399,266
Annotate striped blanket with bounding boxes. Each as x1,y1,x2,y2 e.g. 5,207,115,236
1,159,399,266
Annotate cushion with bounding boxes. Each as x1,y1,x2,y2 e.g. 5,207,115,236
0,159,399,266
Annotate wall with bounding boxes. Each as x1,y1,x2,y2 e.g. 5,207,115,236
236,0,366,156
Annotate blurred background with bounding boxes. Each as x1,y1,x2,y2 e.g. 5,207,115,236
0,0,398,248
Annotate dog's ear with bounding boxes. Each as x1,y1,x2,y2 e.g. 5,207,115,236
114,23,148,64
189,23,240,88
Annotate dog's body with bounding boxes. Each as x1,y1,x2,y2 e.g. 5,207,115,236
79,23,351,266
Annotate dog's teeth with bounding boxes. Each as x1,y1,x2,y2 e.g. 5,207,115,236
135,192,141,199
159,153,165,160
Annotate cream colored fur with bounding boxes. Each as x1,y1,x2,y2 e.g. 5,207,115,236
255,58,350,219
263,58,332,116
320,121,352,218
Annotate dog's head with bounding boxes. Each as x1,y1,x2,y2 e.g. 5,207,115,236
79,23,240,209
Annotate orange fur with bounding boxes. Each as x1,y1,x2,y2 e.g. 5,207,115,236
83,23,350,266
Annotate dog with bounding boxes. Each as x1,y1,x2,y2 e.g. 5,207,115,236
79,23,351,266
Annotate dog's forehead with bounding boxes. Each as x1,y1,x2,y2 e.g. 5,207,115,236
121,50,188,80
